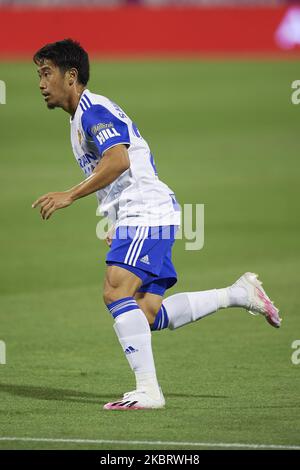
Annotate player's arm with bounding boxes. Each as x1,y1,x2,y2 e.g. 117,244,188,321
32,144,129,220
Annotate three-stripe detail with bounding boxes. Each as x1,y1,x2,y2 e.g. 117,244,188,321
124,226,149,267
107,297,140,319
79,93,92,112
151,305,169,331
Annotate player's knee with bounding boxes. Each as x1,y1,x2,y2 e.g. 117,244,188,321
103,281,134,305
103,266,142,305
103,285,119,305
103,275,121,305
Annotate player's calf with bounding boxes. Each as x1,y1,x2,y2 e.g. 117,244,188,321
134,292,163,327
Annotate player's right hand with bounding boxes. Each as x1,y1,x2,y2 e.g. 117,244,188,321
32,191,74,220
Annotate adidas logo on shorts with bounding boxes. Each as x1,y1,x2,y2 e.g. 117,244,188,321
140,254,150,265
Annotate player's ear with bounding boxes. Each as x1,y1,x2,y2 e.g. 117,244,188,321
67,68,78,86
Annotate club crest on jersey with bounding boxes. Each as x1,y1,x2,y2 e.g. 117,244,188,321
77,129,83,146
91,122,114,135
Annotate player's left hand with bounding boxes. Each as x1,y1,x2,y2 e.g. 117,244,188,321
32,191,74,220
105,225,115,247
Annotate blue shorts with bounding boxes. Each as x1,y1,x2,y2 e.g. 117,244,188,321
106,225,178,296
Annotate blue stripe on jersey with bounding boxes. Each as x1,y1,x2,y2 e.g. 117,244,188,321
83,93,93,107
81,98,88,111
150,153,158,176
81,95,91,109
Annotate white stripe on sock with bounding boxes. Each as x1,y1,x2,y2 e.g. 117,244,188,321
110,301,137,315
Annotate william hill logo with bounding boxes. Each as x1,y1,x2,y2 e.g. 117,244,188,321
96,127,121,145
91,122,114,135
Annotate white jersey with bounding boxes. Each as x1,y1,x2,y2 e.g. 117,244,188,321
70,89,181,227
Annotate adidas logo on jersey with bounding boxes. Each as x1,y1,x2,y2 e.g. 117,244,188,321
140,255,150,265
124,346,139,355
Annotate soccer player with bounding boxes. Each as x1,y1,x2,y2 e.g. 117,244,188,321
32,39,281,410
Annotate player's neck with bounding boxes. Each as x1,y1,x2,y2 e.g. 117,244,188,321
63,86,86,117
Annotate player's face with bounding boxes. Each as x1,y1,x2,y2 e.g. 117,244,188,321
37,60,70,110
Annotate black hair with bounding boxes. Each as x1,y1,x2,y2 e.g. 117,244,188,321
33,38,89,86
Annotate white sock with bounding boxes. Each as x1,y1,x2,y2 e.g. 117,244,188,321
163,290,218,329
107,297,161,400
163,285,248,330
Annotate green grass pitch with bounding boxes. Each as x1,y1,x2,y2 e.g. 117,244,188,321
0,59,300,450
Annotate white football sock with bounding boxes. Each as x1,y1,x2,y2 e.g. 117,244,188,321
163,290,218,329
112,304,161,400
163,284,248,330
